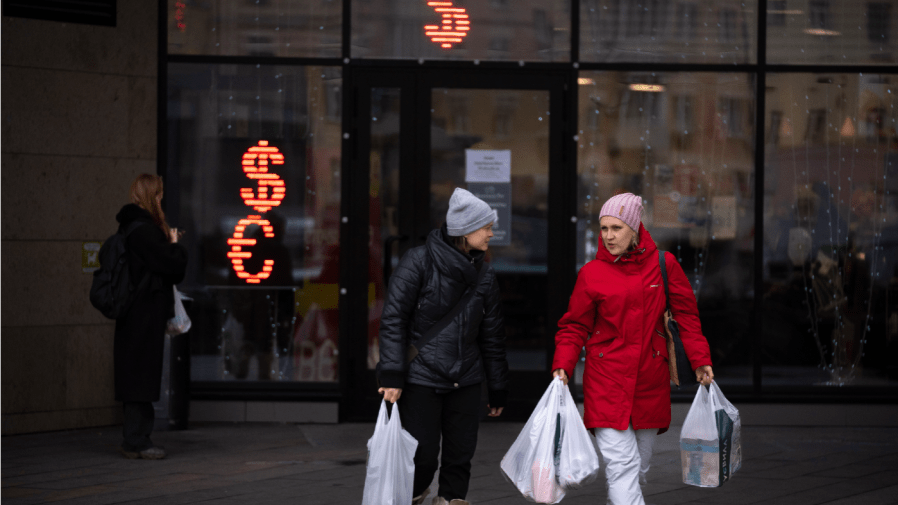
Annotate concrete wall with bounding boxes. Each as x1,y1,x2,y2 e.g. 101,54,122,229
1,2,159,434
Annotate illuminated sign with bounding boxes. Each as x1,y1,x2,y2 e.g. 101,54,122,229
424,1,469,49
174,1,186,32
629,83,665,92
226,140,285,284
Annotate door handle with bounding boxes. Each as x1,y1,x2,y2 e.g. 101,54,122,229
384,235,409,284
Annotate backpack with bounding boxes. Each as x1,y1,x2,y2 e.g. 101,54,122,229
89,221,148,319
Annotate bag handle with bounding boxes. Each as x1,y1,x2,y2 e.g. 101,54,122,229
407,264,490,363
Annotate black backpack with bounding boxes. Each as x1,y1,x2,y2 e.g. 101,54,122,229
89,221,148,319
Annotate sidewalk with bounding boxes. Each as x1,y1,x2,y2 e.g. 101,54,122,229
3,420,897,504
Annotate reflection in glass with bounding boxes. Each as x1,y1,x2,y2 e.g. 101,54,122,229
431,88,551,370
763,73,898,386
767,0,898,65
168,63,342,382
577,72,756,385
367,88,402,370
351,0,570,62
580,0,757,64
168,0,342,58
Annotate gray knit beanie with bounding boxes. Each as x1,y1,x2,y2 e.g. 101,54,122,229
446,188,498,236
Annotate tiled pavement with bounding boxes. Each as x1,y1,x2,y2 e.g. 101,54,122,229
3,420,898,504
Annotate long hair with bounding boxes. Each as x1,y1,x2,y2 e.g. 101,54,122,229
130,174,171,237
452,235,468,253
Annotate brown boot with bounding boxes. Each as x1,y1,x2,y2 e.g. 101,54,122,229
412,487,430,505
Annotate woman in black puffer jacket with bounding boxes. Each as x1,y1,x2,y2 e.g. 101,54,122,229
377,188,509,505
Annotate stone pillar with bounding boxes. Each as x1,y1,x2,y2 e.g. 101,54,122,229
1,1,159,434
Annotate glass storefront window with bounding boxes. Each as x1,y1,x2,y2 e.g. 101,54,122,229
168,1,342,58
767,0,898,65
580,0,758,64
351,0,570,62
429,88,552,371
577,71,757,385
763,73,898,386
168,63,342,383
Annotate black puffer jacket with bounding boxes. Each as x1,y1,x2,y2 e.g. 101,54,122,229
377,226,508,406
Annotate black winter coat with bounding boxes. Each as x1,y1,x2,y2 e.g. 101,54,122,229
113,204,188,402
377,227,508,406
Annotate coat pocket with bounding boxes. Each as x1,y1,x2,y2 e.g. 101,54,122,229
652,329,670,361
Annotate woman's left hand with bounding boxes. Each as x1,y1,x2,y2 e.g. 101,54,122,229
487,405,504,417
695,365,714,386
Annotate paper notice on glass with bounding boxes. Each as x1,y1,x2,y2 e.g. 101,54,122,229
467,183,511,246
465,150,511,183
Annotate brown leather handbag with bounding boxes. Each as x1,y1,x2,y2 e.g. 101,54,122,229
659,251,696,387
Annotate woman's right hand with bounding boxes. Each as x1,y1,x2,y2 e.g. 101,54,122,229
552,368,568,385
378,387,402,403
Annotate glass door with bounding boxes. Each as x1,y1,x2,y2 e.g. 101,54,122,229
343,69,573,421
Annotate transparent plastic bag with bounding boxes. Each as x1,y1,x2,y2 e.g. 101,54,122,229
557,383,600,490
165,286,191,335
361,400,418,505
500,377,566,504
679,381,742,487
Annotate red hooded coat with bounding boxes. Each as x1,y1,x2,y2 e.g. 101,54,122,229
552,224,712,432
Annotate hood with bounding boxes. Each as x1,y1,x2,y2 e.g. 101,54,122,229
115,203,154,231
594,223,658,265
426,225,484,285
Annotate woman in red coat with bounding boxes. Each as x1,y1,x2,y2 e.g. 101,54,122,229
552,193,713,505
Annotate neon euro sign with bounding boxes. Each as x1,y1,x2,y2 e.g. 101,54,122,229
226,140,285,284
424,1,469,49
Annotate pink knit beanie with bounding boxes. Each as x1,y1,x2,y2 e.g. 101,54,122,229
599,193,643,232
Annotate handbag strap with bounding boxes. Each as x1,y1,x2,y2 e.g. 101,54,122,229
409,263,490,362
659,250,673,314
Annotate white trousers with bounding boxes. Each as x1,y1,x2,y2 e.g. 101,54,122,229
594,424,655,505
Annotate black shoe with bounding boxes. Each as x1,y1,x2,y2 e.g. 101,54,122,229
119,445,139,459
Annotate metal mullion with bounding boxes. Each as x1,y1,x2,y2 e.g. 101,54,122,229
575,62,760,73
765,64,898,74
338,66,369,420
343,0,351,62
348,58,577,71
547,75,577,371
167,54,344,67
571,0,580,64
158,0,168,183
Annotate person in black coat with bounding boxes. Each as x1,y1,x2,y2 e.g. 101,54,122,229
377,188,509,505
114,174,188,460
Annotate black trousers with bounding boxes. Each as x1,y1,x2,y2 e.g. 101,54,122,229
396,383,481,501
122,401,155,451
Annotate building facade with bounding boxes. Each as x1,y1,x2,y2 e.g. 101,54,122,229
2,0,897,433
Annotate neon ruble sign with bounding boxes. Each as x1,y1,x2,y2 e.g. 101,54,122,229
424,1,469,49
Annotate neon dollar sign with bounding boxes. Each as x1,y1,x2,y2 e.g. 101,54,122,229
226,140,286,284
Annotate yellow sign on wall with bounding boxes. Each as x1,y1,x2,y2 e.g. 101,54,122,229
82,242,102,273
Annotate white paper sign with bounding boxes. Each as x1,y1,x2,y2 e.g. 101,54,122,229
465,150,511,183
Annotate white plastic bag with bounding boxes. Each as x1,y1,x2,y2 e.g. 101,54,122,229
679,381,742,487
500,377,566,504
165,286,191,335
557,384,600,490
361,400,418,505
